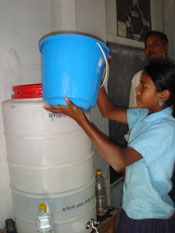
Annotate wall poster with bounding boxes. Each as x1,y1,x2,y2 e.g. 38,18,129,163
117,0,151,42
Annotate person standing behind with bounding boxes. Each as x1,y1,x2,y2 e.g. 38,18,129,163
129,30,169,108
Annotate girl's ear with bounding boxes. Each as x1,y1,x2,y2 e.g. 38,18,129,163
160,89,170,102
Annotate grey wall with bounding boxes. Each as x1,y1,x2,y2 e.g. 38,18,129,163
107,42,147,182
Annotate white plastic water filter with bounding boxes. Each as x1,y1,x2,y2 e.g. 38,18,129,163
2,84,96,233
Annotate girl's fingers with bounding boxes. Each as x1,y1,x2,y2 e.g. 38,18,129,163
65,97,70,104
44,98,82,116
44,105,65,113
65,98,78,111
65,98,74,107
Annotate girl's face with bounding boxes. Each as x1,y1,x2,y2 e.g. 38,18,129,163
136,72,162,114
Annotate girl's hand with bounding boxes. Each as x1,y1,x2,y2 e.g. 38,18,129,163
44,98,86,123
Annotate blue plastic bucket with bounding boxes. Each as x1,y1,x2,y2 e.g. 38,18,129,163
39,33,110,112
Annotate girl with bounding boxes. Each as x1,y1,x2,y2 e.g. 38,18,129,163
45,60,175,233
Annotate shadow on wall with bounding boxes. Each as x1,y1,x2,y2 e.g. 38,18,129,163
110,178,123,209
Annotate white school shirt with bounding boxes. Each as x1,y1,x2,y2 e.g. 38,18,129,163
129,70,143,108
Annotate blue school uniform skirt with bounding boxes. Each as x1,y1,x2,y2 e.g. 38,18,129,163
117,209,175,233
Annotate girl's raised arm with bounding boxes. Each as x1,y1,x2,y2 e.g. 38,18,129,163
98,87,128,124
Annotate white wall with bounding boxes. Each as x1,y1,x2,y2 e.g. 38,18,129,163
0,0,52,98
75,0,106,41
50,0,76,31
50,0,106,41
0,0,52,227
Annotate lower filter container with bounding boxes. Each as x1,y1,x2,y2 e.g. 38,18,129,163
2,84,96,233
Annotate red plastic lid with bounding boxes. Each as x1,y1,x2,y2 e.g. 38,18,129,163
12,83,43,99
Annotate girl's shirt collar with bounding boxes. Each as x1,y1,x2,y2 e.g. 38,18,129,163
143,107,173,122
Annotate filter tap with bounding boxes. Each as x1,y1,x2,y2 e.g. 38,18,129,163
86,219,99,233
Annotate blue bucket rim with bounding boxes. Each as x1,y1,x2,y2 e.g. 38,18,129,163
39,33,110,58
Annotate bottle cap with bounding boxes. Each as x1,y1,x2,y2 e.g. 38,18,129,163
39,204,47,211
96,169,102,175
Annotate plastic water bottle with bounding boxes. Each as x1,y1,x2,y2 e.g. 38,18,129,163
95,170,108,216
36,204,54,233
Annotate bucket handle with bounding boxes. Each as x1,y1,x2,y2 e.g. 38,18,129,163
96,42,109,88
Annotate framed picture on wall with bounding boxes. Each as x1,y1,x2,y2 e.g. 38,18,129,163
116,0,151,43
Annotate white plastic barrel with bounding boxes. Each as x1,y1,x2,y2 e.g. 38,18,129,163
2,84,96,233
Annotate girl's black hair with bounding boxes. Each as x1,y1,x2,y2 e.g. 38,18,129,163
144,60,175,107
